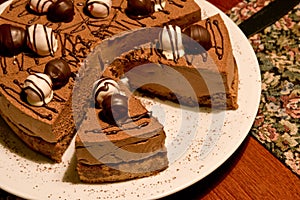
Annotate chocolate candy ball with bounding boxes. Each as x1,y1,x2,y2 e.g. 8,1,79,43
93,77,120,108
44,58,71,89
28,0,53,14
26,24,58,56
183,25,212,51
125,0,154,19
0,24,26,57
47,0,75,23
85,0,112,18
23,73,53,106
101,94,128,123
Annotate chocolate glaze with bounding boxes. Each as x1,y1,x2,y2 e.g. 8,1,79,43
205,18,224,60
0,24,27,57
47,0,75,23
44,58,71,89
100,93,128,124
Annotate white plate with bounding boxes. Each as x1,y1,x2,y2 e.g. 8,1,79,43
0,0,261,199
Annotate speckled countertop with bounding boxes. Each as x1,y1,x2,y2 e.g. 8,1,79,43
0,0,299,199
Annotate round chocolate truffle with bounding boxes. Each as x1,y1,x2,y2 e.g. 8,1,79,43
23,73,53,106
26,24,58,56
183,25,212,51
85,0,112,18
28,0,53,14
101,93,128,123
125,0,154,19
93,77,120,108
0,24,27,57
47,0,75,23
44,58,71,89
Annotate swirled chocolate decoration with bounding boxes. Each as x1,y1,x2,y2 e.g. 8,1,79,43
125,0,154,19
183,24,212,51
44,58,71,89
47,0,75,23
100,93,128,124
0,24,27,57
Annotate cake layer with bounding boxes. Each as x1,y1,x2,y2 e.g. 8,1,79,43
0,0,201,162
76,150,168,183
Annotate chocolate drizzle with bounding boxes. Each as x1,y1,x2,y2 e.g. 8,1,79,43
56,32,94,66
168,0,183,8
206,18,224,60
9,0,27,11
85,111,152,135
0,54,24,75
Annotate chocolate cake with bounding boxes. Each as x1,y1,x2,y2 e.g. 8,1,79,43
0,0,201,162
0,0,238,184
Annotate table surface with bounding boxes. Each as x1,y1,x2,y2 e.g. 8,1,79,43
0,0,299,199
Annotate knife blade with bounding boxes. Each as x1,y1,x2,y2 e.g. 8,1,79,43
238,0,300,37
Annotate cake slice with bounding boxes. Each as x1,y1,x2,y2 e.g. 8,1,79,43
75,82,168,183
102,14,238,109
0,0,201,162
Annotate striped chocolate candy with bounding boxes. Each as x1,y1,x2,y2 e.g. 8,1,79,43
93,77,120,107
159,25,185,61
26,24,58,56
28,0,53,14
23,73,53,106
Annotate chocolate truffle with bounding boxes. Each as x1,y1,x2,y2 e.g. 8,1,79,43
93,77,120,108
85,0,112,18
47,0,75,23
159,25,185,61
0,24,26,57
125,0,154,19
23,73,53,106
44,58,71,89
101,93,128,123
28,0,53,14
26,24,58,56
183,25,212,51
